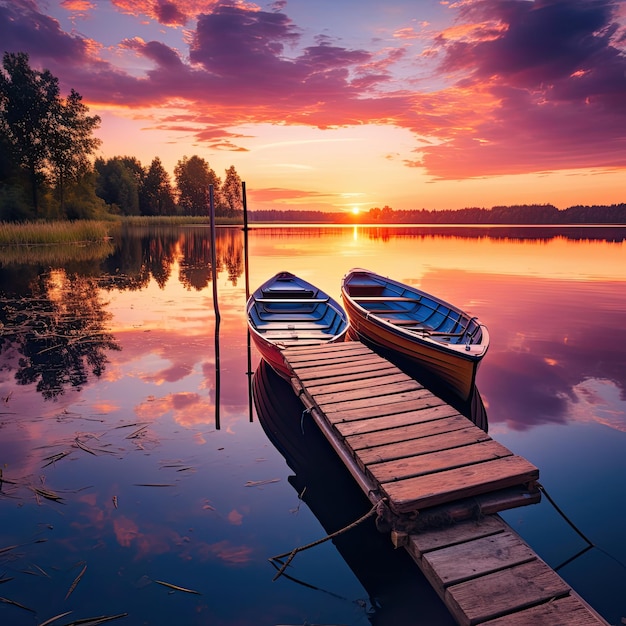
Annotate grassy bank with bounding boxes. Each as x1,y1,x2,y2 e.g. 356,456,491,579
0,216,244,246
120,215,244,226
0,220,113,245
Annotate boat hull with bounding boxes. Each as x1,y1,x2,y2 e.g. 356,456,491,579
341,269,489,401
247,271,349,379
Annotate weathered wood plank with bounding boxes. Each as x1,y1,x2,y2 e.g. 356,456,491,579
354,425,491,463
311,378,424,405
422,531,537,588
445,560,571,626
382,456,539,512
335,406,463,437
292,356,388,380
296,365,399,389
368,440,513,484
318,387,437,414
482,594,608,625
408,515,508,555
305,371,411,395
283,341,369,358
290,352,382,371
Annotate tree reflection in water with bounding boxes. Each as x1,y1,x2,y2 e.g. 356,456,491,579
0,270,120,400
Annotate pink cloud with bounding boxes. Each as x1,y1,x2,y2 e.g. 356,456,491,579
2,0,625,178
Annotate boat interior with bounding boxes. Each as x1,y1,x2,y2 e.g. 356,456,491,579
344,274,482,345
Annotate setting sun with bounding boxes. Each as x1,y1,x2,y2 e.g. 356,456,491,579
351,207,360,215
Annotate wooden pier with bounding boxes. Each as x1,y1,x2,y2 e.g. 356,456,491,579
281,340,608,626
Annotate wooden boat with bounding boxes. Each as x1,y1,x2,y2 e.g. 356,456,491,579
246,271,349,379
340,268,489,401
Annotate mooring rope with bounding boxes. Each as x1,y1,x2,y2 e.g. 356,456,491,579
538,482,626,573
300,407,311,434
537,482,594,547
269,502,380,581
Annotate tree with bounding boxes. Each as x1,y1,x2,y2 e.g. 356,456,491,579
141,157,176,215
174,155,221,216
47,89,101,212
94,156,142,215
0,52,59,213
221,165,243,217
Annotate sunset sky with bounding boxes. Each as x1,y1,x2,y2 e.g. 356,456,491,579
2,0,625,213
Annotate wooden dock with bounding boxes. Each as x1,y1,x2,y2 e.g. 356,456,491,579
281,340,609,626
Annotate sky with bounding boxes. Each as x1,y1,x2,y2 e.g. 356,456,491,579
1,0,625,213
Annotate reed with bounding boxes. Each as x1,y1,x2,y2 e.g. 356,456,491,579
121,215,243,226
0,220,113,245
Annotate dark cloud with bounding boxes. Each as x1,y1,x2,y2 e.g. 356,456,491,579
0,0,89,63
155,1,187,26
419,0,626,177
443,0,621,86
121,38,185,70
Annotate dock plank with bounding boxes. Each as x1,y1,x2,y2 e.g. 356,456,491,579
367,440,514,484
298,365,399,389
305,371,412,395
311,378,424,404
326,395,448,423
382,455,539,512
318,387,436,414
335,406,464,437
445,560,571,625
422,531,537,586
482,594,609,625
355,425,491,464
408,515,508,554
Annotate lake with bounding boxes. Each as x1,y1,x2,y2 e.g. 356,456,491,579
1,224,625,626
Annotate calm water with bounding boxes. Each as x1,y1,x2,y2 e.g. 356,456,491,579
1,224,625,626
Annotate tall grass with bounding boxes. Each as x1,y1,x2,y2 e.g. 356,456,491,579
0,220,113,245
121,215,243,226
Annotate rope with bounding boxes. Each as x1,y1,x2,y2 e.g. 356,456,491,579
537,483,594,547
269,502,380,581
300,408,311,434
538,482,626,574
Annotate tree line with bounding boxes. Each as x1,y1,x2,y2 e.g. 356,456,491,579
0,52,243,222
250,203,626,225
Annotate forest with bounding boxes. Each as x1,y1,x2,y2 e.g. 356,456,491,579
0,52,243,222
1,52,624,226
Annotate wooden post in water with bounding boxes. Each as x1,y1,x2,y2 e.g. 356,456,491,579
209,184,220,324
242,181,254,422
242,181,250,301
209,184,221,429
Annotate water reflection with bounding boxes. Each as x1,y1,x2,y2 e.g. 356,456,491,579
0,224,624,624
0,270,120,399
252,359,456,625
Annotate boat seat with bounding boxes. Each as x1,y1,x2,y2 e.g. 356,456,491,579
256,297,329,303
351,295,420,301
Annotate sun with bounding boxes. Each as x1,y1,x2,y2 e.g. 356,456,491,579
351,206,360,215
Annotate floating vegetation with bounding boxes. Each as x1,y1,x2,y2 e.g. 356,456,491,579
30,486,64,503
0,595,35,612
153,579,201,595
65,563,87,600
47,613,128,626
244,478,280,487
38,611,73,626
42,451,72,468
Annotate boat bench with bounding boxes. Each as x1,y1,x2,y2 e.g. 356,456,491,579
256,297,329,304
